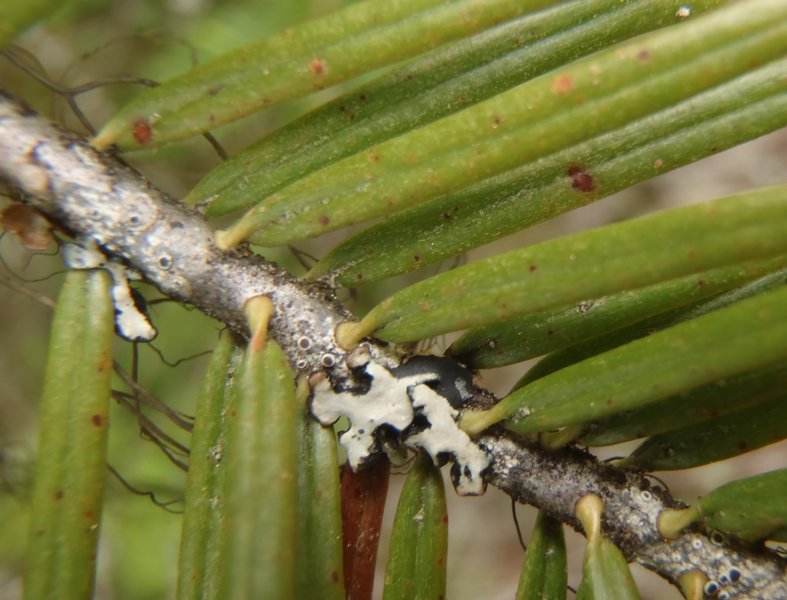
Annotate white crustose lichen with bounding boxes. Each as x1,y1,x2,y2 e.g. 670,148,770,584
310,347,491,495
63,241,157,342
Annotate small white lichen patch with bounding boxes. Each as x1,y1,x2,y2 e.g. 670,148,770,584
517,407,532,419
310,354,491,496
310,361,416,468
453,377,474,404
406,384,491,495
63,241,157,341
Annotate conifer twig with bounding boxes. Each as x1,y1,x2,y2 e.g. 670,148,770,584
1,91,784,599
